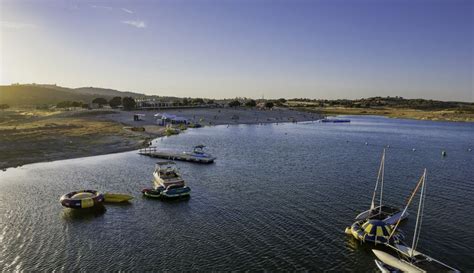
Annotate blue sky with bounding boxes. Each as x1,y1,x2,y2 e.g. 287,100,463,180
0,0,472,101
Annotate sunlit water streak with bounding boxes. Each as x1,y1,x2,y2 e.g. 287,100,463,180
0,116,473,271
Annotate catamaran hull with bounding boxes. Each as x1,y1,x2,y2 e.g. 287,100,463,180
372,250,424,273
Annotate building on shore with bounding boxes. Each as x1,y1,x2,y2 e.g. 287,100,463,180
135,98,174,109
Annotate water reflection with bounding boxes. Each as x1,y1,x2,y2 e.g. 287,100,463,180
61,205,106,222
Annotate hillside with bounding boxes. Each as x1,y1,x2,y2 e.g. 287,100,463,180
287,96,474,122
74,87,145,98
0,84,145,106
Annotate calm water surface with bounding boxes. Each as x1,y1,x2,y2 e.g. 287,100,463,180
1,116,473,271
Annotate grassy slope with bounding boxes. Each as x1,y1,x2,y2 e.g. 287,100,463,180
0,85,145,106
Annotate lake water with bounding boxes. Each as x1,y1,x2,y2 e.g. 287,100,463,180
1,116,473,271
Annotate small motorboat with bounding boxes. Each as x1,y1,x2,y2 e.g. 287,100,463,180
183,145,216,162
161,185,191,198
104,193,134,203
142,187,163,198
142,185,191,199
60,190,104,209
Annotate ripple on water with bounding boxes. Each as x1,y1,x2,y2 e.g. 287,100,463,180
0,117,473,271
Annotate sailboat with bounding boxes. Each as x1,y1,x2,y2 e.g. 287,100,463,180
354,149,409,225
372,169,460,272
345,149,407,244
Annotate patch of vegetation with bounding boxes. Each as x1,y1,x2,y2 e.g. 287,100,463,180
228,100,241,107
122,97,136,110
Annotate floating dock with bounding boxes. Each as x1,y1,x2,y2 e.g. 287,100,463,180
138,147,216,164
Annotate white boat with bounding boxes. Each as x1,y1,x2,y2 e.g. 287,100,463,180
183,145,216,161
372,169,460,273
153,161,185,188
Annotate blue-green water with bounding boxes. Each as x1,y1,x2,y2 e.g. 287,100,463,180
0,116,473,271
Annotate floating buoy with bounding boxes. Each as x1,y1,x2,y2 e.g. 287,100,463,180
365,142,368,145
386,145,390,148
442,150,447,156
412,148,416,152
468,148,472,152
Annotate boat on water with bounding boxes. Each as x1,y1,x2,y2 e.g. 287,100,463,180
348,219,404,245
372,169,460,273
346,150,408,242
142,188,163,198
104,193,133,203
142,185,191,199
183,145,216,161
153,161,185,189
148,161,191,199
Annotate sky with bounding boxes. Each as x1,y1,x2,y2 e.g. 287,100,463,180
0,0,472,101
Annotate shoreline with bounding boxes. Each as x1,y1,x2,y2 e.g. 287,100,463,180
1,107,321,170
294,107,474,122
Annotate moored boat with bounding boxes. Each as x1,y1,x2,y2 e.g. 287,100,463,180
355,205,409,225
345,219,403,245
142,187,163,198
372,169,460,273
346,150,407,241
183,145,216,162
142,185,191,199
153,161,185,188
161,185,191,198
104,193,134,203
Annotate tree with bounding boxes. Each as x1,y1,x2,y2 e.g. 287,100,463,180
278,98,287,103
265,101,274,109
92,97,108,107
0,104,10,110
207,99,215,104
56,101,73,108
109,96,122,108
192,98,205,105
71,101,82,107
122,97,136,110
182,98,189,106
228,100,241,108
245,100,256,107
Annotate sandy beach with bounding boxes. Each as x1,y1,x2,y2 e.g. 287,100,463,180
0,107,322,169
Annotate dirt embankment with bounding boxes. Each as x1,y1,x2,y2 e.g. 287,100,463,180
0,109,158,169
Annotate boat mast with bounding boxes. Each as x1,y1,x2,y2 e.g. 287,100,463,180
371,149,385,211
379,149,385,215
389,172,425,240
411,169,426,257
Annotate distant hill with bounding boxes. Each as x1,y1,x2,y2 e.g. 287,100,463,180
0,84,145,106
74,87,145,98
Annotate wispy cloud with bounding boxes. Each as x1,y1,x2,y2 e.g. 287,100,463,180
0,21,37,29
121,8,134,14
122,20,146,28
91,5,113,10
